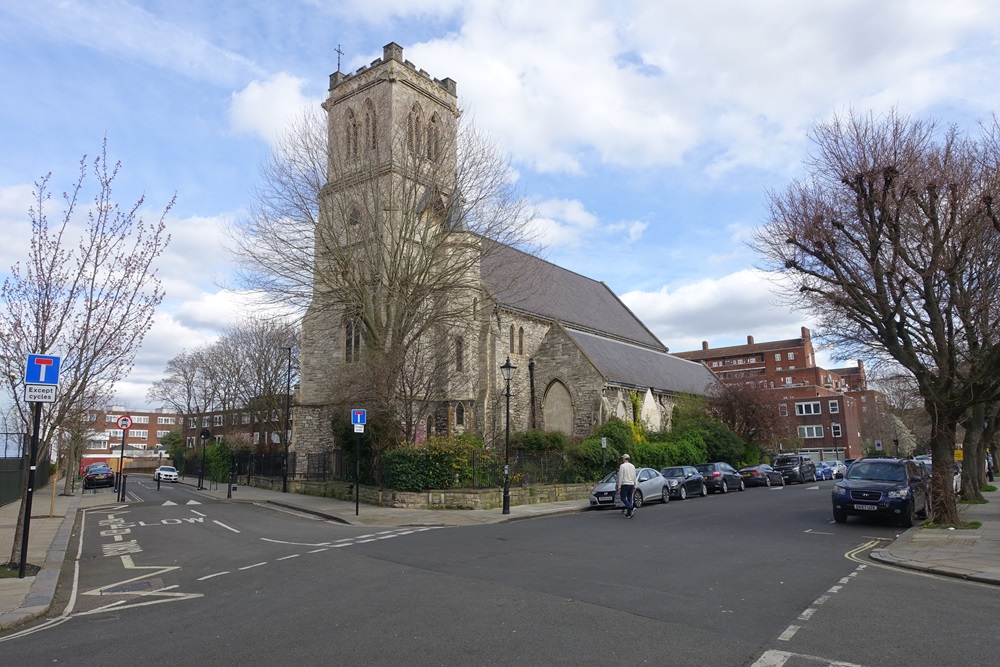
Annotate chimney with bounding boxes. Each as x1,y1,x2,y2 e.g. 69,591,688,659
747,335,755,345
801,326,811,340
701,341,709,351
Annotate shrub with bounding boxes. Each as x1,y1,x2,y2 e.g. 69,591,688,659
511,429,568,452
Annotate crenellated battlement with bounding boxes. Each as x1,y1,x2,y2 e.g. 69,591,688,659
329,42,457,97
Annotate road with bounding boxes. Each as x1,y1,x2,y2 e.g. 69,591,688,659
0,476,993,666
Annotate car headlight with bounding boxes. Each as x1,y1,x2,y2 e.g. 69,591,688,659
791,466,800,472
833,484,848,496
888,488,910,498
667,479,679,487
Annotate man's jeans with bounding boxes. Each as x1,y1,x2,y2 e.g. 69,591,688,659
619,484,635,515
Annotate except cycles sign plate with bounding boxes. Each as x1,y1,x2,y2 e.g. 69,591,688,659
25,384,57,403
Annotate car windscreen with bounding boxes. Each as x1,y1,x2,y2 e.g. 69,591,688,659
846,462,906,482
774,457,798,466
160,467,177,472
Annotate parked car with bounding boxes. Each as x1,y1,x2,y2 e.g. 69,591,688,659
154,465,179,482
659,466,708,500
832,457,930,527
815,461,834,481
772,454,817,484
695,462,745,493
738,464,785,487
589,467,670,509
826,460,847,479
83,465,115,490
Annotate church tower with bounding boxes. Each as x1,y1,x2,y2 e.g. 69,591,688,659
295,43,468,461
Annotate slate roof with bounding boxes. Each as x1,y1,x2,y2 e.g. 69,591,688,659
565,328,719,396
480,239,665,351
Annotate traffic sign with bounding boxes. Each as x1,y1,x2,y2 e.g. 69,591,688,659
25,384,57,403
354,424,365,433
25,355,61,385
116,415,133,430
351,409,366,425
875,440,883,451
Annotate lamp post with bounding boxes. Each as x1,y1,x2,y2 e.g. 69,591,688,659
198,427,211,490
283,346,292,494
500,356,517,515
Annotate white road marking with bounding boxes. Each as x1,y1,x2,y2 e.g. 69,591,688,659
162,500,177,506
213,520,240,533
190,510,206,517
798,608,816,621
277,554,300,561
777,625,800,641
813,595,830,605
186,500,201,505
827,585,842,593
239,562,267,570
308,548,329,553
197,571,230,580
752,650,868,667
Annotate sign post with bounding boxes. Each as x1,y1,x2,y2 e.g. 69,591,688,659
116,415,132,502
352,409,366,516
19,354,61,578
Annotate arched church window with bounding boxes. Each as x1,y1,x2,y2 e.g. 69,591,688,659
363,100,377,153
518,327,524,355
509,325,515,353
407,105,422,155
455,337,464,372
427,114,440,161
348,208,360,226
345,109,359,159
456,403,465,426
344,317,361,363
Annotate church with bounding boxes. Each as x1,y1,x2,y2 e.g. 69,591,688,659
292,43,717,462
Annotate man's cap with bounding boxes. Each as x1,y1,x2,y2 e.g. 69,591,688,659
622,454,630,460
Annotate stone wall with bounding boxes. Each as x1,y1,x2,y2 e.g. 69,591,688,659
250,477,592,510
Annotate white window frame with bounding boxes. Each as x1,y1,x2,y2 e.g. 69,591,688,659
133,416,149,424
798,425,824,438
774,353,781,361
787,352,795,360
831,423,842,437
778,404,788,417
829,400,840,414
795,401,822,416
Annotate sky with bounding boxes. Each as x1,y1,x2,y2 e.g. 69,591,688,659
2,0,999,411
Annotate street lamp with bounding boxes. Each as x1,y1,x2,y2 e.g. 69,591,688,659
283,346,292,494
500,356,517,515
198,427,211,490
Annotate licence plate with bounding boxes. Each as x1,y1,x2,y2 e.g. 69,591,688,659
854,504,877,511
598,497,613,503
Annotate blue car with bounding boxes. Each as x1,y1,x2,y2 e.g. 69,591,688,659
832,458,929,527
815,461,834,480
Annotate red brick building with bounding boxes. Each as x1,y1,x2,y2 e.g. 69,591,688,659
78,406,181,472
674,327,876,461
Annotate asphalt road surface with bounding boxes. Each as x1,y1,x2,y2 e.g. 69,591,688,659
0,476,994,666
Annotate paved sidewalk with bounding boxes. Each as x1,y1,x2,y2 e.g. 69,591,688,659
3,478,1000,633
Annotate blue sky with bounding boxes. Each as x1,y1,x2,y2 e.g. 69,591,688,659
2,0,999,409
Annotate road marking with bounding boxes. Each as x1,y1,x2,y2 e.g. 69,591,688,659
777,625,799,641
239,562,267,571
162,501,177,506
213,520,240,533
191,510,206,517
752,650,868,667
308,548,329,553
197,571,230,581
798,608,816,621
827,585,842,593
804,529,833,535
813,595,829,605
277,554,300,561
186,500,201,505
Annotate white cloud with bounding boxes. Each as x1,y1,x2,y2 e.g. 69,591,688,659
229,73,320,146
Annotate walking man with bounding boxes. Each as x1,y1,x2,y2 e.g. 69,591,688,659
616,454,637,518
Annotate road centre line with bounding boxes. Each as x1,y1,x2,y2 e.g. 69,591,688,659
213,520,240,533
197,571,230,580
798,608,816,621
277,554,300,561
239,562,267,571
308,548,329,553
777,625,799,641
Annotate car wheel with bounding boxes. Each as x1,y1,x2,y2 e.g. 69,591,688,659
833,507,847,523
633,490,643,509
661,488,670,503
700,483,708,497
765,476,771,487
899,501,916,528
678,486,687,500
720,480,728,494
738,478,745,491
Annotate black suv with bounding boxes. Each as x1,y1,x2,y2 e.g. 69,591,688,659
772,454,817,484
832,458,929,527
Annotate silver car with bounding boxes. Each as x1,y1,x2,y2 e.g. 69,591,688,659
589,467,671,509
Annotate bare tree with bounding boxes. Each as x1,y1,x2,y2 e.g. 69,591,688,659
227,106,538,458
751,109,1000,524
707,380,785,452
0,140,171,566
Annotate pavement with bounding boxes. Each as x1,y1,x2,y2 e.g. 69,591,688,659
2,478,999,632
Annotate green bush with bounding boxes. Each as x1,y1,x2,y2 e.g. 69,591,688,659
383,436,503,491
511,429,568,452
